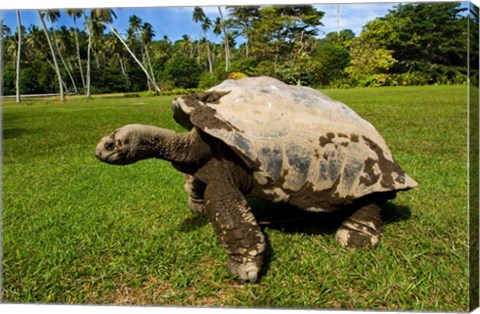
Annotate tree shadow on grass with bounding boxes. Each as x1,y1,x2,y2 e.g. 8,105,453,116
3,128,32,140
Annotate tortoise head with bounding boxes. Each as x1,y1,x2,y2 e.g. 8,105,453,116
95,124,153,165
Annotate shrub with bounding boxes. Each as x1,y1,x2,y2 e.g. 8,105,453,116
198,72,221,89
159,88,204,96
161,55,202,88
228,72,248,80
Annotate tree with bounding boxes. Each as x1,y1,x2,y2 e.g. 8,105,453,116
140,22,157,90
127,15,143,60
192,7,206,62
91,9,159,92
57,26,76,76
177,34,194,57
110,13,159,91
314,41,351,86
345,42,397,80
162,54,202,88
323,29,355,46
44,10,78,94
107,32,130,90
65,9,86,90
201,17,213,73
217,6,230,72
248,5,324,81
344,19,397,81
361,2,468,82
1,22,11,37
84,10,107,96
228,6,259,58
15,10,22,103
37,10,64,100
192,7,213,73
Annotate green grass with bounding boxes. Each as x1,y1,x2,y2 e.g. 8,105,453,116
1,86,469,310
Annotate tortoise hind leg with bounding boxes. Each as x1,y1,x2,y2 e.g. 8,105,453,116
335,203,384,249
184,175,206,214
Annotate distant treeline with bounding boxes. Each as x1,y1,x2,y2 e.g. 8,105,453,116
1,2,478,98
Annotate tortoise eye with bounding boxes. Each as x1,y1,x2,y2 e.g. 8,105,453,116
104,140,115,151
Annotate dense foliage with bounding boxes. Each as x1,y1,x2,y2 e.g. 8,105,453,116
1,2,476,97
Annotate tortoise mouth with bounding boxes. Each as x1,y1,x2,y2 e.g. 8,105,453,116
97,150,133,165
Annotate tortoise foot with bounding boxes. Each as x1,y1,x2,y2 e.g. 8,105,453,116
227,254,263,284
188,197,206,215
335,223,382,248
335,203,384,249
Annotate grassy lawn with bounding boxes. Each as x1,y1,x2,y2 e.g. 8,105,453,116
1,85,469,310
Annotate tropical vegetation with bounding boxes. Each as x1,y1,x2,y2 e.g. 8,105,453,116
1,3,478,101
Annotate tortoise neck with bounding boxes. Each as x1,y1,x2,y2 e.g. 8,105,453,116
137,126,211,165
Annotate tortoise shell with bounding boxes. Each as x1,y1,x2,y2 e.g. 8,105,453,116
172,77,417,209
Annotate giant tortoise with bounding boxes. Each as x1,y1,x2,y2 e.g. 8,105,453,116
95,76,417,283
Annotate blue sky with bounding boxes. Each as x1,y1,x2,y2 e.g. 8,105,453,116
0,1,472,43
0,3,402,43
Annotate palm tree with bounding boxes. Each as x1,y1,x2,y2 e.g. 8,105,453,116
93,10,159,91
84,10,94,97
58,26,76,75
15,10,22,103
192,7,213,73
217,6,230,72
65,9,86,90
1,22,11,38
26,25,48,60
192,7,206,24
37,10,64,100
192,7,206,62
44,10,78,94
107,32,130,90
128,15,143,35
85,9,111,96
140,22,157,90
126,27,136,52
201,17,213,73
89,18,106,68
128,15,152,90
179,34,194,57
4,31,17,67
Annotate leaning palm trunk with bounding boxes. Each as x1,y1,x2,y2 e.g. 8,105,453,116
107,24,160,91
117,54,130,91
218,6,230,72
205,39,213,74
140,47,151,91
51,26,78,94
84,12,92,97
144,46,157,91
15,10,22,103
38,10,64,101
72,19,85,89
86,37,91,97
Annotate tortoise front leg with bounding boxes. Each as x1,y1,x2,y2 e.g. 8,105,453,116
335,203,384,248
204,179,266,283
184,175,206,214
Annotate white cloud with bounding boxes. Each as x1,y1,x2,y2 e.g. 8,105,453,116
315,2,398,37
